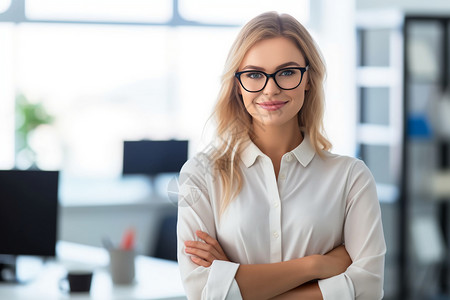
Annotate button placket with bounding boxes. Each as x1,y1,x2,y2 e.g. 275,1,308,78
278,153,291,182
264,157,282,262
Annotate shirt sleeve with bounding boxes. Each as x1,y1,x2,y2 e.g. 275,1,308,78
318,159,386,300
177,155,243,300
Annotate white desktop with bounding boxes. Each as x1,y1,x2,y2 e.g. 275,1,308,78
0,241,186,300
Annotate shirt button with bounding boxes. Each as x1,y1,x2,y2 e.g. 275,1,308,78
274,202,279,208
285,153,292,162
279,173,286,180
273,231,279,238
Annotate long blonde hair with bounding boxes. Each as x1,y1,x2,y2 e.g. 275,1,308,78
210,11,331,215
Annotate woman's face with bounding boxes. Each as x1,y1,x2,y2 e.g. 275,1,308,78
237,37,309,129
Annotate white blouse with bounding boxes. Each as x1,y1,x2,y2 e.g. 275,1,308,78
177,135,386,299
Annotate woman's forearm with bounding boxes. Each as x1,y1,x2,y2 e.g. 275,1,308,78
268,282,323,300
234,256,319,300
234,244,351,300
186,231,351,300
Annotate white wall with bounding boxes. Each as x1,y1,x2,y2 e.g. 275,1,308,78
310,0,357,156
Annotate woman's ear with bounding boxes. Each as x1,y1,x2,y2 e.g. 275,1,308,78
305,80,310,91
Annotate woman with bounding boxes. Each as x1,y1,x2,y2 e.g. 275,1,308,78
177,11,386,300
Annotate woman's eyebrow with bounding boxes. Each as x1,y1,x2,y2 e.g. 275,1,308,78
241,61,302,71
241,65,265,71
277,61,301,69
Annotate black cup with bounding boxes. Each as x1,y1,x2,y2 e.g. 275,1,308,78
59,271,93,293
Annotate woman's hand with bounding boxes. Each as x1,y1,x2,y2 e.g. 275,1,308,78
314,245,352,279
184,230,230,267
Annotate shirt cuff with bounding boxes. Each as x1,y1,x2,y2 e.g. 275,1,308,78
203,260,242,299
226,280,243,299
318,273,355,300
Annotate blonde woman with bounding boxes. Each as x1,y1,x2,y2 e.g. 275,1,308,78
177,12,386,300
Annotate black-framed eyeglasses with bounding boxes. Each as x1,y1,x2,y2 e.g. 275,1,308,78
235,66,309,93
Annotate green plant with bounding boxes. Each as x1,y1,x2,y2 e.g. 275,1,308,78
15,93,54,166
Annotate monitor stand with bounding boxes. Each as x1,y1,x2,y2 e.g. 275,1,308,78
149,175,156,193
0,255,43,284
0,255,19,283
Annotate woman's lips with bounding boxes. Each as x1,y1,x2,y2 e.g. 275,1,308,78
257,101,288,111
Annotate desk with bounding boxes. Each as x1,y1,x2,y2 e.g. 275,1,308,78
0,241,186,300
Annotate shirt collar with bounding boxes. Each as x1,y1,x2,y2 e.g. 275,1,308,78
240,133,316,168
240,139,265,168
291,134,316,167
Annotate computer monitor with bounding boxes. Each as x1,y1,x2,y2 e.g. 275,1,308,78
0,170,59,282
122,140,188,176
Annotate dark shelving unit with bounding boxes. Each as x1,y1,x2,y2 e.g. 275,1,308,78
402,15,450,300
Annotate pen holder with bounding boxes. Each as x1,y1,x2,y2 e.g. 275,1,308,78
108,248,135,285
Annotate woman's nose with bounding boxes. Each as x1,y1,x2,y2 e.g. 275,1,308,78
263,77,281,95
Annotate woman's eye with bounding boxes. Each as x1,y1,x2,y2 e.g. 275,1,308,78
279,69,296,76
246,72,263,79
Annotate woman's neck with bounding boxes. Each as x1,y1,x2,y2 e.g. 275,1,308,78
251,120,303,161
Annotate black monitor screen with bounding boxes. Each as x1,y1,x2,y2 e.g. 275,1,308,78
123,140,188,176
0,170,59,257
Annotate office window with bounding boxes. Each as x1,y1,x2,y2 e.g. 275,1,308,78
359,29,390,67
1,0,312,202
15,24,171,176
179,0,309,24
25,0,172,22
175,26,239,141
360,144,394,185
13,23,239,178
0,0,10,13
360,87,390,125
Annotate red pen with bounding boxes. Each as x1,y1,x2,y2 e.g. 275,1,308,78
120,227,136,250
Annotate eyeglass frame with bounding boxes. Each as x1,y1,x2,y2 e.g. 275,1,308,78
234,65,310,93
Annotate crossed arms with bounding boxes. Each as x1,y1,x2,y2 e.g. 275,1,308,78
184,230,352,300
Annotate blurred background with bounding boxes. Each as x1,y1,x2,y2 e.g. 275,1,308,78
1,0,450,299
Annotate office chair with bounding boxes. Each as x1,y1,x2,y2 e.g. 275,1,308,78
153,214,178,261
